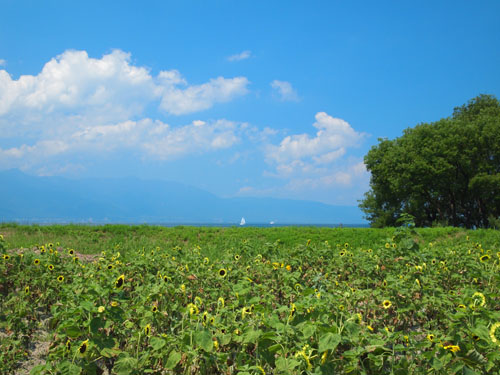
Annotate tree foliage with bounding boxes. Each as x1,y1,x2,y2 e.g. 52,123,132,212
360,94,500,228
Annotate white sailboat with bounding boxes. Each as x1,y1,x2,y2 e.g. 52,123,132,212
240,217,246,226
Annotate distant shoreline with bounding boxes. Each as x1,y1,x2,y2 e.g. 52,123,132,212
0,220,369,228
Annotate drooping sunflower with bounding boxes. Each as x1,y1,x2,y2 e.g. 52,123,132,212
241,306,251,319
202,311,209,325
479,254,491,262
382,300,392,309
187,303,199,315
490,322,500,346
78,339,89,356
57,275,64,282
444,345,460,353
471,292,486,308
66,339,71,351
218,268,227,278
217,297,225,308
115,274,125,289
144,324,151,337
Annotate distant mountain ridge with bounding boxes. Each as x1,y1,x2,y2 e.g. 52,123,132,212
0,169,365,224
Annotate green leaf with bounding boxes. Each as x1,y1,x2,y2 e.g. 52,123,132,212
318,333,341,353
195,330,213,352
57,360,81,375
100,347,122,358
165,350,181,369
242,328,262,344
90,317,105,334
275,357,300,372
80,300,94,311
114,354,138,375
64,325,82,338
150,336,166,350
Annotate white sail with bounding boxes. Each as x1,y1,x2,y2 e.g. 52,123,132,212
240,217,246,226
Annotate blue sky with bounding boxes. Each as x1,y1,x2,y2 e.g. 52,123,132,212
1,0,499,206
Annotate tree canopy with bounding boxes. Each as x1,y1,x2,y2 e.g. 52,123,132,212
360,94,500,228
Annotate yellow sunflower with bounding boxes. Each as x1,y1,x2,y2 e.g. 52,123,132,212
78,339,89,356
490,322,500,346
382,300,392,309
115,274,125,289
218,268,227,278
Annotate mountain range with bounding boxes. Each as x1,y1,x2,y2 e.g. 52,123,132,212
0,169,366,225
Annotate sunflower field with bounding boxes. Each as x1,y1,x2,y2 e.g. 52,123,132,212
1,227,500,374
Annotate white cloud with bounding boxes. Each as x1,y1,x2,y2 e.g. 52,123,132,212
143,119,243,160
0,49,250,128
266,112,366,168
0,49,253,173
271,80,299,102
227,50,251,62
158,75,249,115
261,113,369,202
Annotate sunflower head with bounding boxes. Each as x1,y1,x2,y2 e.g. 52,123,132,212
107,264,114,270
78,339,89,356
480,254,491,262
57,275,64,282
24,286,30,295
115,274,125,289
489,322,500,345
144,324,151,336
152,305,158,313
66,339,71,351
382,300,392,309
471,292,486,308
34,258,40,265
427,334,435,342
48,264,54,271
69,249,75,255
218,268,227,278
217,297,225,308
3,254,10,260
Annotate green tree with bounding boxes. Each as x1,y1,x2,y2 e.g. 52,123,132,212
360,94,500,228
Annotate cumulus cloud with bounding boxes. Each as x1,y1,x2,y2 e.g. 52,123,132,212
262,112,369,199
158,76,249,115
271,80,299,102
266,112,366,168
0,49,250,126
0,49,253,173
142,119,244,160
0,117,250,172
227,50,251,62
